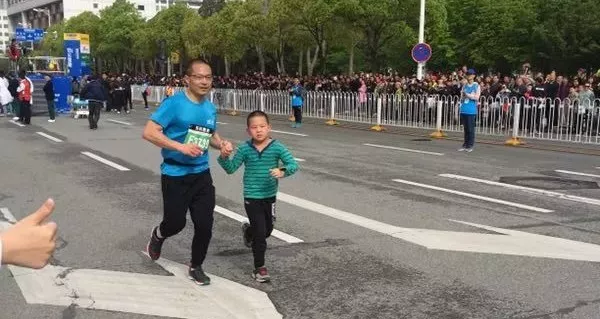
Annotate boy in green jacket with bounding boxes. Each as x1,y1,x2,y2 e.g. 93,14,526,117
218,111,299,282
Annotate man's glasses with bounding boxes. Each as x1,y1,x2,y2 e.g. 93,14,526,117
188,74,213,81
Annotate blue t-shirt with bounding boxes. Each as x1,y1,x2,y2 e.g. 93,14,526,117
150,91,217,177
460,82,479,115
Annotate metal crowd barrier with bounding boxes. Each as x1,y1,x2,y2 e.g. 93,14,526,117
131,85,600,145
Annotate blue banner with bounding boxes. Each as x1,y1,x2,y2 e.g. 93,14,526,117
15,28,45,42
52,76,72,114
64,40,81,77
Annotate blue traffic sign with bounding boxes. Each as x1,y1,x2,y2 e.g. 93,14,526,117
15,28,45,42
411,43,432,63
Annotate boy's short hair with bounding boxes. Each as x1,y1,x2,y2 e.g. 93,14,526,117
247,110,270,127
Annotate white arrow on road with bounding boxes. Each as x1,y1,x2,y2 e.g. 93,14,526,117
392,220,600,262
278,192,600,263
0,208,282,319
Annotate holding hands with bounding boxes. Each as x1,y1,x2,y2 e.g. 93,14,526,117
220,140,234,158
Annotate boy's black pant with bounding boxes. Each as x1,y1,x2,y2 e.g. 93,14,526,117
159,170,215,267
244,197,276,268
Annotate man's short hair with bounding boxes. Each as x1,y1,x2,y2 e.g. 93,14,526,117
186,58,211,76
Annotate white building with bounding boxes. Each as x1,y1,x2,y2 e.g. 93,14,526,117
5,0,202,37
0,1,11,53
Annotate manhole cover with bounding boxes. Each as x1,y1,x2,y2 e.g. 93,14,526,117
499,176,599,190
412,138,432,142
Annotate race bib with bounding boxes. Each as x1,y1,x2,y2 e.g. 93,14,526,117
184,125,213,151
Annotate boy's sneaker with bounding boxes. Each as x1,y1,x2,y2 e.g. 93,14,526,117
466,148,474,153
252,266,271,283
146,226,165,261
458,147,466,152
189,266,211,285
242,222,253,248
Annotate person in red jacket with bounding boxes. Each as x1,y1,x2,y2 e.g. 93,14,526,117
8,39,20,62
17,70,32,124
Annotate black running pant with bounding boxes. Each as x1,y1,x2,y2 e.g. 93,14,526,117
244,197,276,268
159,170,215,267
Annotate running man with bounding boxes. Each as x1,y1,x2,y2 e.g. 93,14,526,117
218,111,299,282
142,59,233,286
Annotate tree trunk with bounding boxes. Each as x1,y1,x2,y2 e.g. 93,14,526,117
96,57,102,75
306,45,319,77
224,56,230,77
256,45,266,73
278,37,286,75
321,39,327,74
298,50,303,76
348,44,355,75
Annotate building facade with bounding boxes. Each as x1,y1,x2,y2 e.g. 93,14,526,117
5,0,201,41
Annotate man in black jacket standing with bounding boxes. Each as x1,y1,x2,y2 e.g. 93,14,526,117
43,75,55,123
80,75,108,130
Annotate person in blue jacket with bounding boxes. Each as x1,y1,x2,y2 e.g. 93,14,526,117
459,69,481,152
289,79,304,128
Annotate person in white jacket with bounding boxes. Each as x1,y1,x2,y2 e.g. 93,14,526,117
0,71,13,117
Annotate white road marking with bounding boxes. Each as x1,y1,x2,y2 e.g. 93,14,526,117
0,209,282,319
555,170,600,179
277,192,398,234
276,193,600,262
391,179,554,213
271,130,308,137
9,120,25,127
295,158,306,162
0,207,16,222
107,119,133,126
214,205,303,243
217,121,228,125
363,143,444,156
81,151,131,171
440,174,600,207
394,219,600,262
36,132,63,142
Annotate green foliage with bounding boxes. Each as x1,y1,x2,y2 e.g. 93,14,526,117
44,0,600,75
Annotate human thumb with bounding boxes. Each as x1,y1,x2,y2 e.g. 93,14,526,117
21,198,55,225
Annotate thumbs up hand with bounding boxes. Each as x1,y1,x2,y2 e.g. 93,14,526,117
1,199,58,269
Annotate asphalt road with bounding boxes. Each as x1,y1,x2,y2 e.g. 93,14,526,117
1,106,600,319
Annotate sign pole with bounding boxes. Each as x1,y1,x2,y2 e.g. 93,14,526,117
417,0,426,80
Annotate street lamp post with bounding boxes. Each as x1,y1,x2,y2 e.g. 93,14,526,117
33,8,51,28
416,0,426,80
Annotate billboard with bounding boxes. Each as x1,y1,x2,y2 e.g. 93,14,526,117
63,33,91,76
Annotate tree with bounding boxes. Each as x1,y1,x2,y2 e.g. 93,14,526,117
198,0,226,17
64,11,101,56
233,0,276,73
38,23,65,57
332,0,363,74
97,0,144,72
148,3,197,74
465,0,538,72
183,2,246,76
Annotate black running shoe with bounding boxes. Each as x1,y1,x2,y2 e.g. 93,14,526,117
189,266,211,285
242,222,253,248
146,226,165,261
